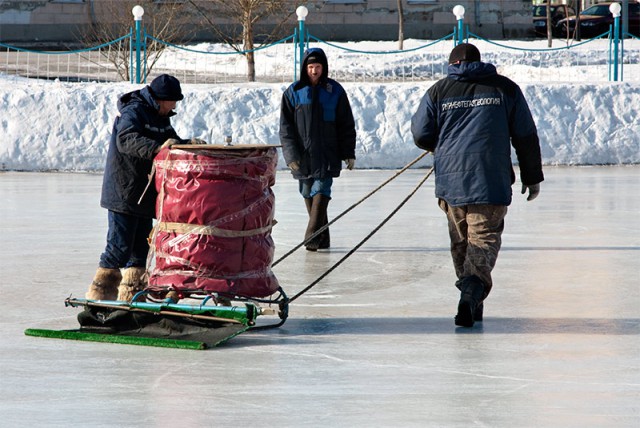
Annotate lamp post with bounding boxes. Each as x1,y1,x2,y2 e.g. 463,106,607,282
453,5,465,45
610,2,622,81
132,5,144,84
296,6,308,81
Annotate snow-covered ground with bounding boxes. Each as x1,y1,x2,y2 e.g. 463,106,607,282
1,39,639,171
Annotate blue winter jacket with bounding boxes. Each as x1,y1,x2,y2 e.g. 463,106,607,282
279,48,356,179
411,62,543,206
100,86,181,218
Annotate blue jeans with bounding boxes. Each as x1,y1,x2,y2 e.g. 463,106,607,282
99,210,152,269
299,177,333,199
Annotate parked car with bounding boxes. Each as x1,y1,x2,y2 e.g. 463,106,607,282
533,3,576,37
556,1,640,38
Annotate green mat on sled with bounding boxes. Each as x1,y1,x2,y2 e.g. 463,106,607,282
24,298,260,350
24,328,212,350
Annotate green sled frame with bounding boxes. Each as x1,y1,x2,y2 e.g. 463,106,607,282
25,288,289,350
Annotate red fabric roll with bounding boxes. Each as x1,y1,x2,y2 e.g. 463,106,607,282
147,146,280,298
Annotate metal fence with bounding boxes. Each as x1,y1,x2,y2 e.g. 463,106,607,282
0,8,636,85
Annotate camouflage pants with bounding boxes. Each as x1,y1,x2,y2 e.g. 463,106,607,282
438,199,508,298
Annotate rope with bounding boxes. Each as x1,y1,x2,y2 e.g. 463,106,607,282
289,166,434,303
466,31,605,51
0,33,131,54
307,33,454,55
271,151,429,268
146,34,295,55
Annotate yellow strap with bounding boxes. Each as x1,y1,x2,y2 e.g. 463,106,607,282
156,221,273,238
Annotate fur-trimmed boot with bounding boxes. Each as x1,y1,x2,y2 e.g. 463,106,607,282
85,267,121,301
304,194,331,252
117,267,148,302
455,275,485,327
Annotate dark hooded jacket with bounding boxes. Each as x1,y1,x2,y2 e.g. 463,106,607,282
411,61,543,207
100,86,181,218
279,48,356,179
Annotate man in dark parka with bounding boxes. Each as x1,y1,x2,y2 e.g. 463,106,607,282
279,48,357,251
411,44,544,327
86,74,187,302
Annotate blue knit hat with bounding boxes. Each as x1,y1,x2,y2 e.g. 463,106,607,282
149,74,184,101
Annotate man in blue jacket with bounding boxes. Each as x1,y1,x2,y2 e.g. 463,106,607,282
86,74,192,302
411,43,544,327
280,48,357,251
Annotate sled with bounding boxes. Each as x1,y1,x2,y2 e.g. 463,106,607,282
25,289,288,350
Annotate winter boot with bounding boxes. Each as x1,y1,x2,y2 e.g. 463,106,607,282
305,194,330,252
474,302,484,322
304,197,330,248
117,267,148,302
85,267,121,301
318,207,331,249
455,275,485,327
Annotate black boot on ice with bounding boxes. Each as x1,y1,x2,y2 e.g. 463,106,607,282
305,194,330,251
455,275,485,327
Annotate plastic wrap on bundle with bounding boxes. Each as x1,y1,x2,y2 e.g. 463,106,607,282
147,145,279,298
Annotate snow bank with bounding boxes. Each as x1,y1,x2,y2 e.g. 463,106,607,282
1,78,638,171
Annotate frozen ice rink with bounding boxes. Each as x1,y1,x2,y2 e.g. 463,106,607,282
1,166,639,427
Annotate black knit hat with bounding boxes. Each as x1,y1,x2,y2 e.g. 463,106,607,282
306,55,322,65
448,43,481,64
149,74,184,101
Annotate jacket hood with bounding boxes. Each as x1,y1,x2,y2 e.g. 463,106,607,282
116,86,175,117
117,86,154,111
300,48,329,86
447,61,497,82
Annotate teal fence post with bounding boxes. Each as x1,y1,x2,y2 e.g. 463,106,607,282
142,27,148,84
132,5,144,84
609,2,622,81
295,5,309,81
453,5,465,45
129,27,134,83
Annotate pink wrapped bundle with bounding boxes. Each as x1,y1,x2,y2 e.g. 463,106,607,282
147,145,279,298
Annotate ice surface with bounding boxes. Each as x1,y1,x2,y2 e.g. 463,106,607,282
1,167,638,427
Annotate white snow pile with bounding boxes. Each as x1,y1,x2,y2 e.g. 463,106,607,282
1,39,639,171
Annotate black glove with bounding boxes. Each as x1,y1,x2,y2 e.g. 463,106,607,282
521,183,540,201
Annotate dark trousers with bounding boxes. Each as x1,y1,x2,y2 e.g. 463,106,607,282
99,210,152,269
438,199,508,298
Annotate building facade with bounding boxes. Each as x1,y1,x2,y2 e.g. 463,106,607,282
0,0,593,46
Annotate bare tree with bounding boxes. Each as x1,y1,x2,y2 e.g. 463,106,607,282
187,0,301,82
80,0,187,81
397,0,405,50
